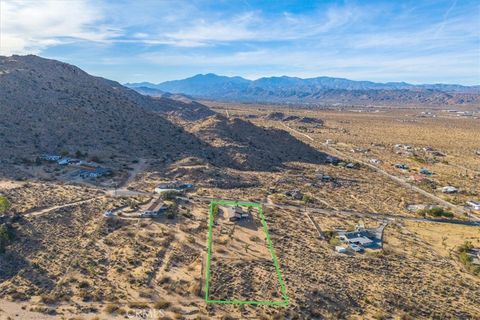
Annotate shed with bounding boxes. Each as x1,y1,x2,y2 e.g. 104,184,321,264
335,246,347,253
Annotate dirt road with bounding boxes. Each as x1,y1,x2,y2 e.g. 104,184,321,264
24,196,103,217
192,195,480,227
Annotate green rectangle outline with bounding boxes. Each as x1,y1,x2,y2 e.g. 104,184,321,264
204,199,289,306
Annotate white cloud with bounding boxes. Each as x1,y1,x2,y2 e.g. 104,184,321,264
153,5,364,47
0,0,119,55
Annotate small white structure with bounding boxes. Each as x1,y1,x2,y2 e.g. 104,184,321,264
41,154,61,161
154,182,193,194
58,158,79,165
466,201,480,211
103,210,114,217
442,186,458,194
369,158,382,165
350,244,364,252
335,246,347,253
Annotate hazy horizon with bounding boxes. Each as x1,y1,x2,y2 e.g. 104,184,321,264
123,72,480,86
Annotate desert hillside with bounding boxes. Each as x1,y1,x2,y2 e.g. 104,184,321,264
0,55,326,174
0,55,212,162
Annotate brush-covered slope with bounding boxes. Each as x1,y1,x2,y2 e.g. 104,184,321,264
188,114,325,170
0,55,325,172
0,55,213,161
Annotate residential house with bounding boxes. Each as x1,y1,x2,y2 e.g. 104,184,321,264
442,186,458,194
141,198,169,217
338,225,380,250
154,181,194,194
224,206,249,221
41,154,61,161
57,158,80,165
466,201,480,211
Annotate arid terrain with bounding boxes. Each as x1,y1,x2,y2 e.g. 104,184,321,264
1,0,479,318
1,96,479,319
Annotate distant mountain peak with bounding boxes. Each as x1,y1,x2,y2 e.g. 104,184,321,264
125,73,480,106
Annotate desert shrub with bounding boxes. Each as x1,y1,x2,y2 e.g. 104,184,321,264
212,204,219,219
139,289,155,299
167,210,176,219
216,238,228,245
90,155,101,163
0,196,11,213
154,299,171,309
128,301,149,309
186,235,196,243
104,304,119,314
329,237,341,246
417,207,453,218
302,194,314,204
457,241,480,275
323,230,336,240
189,282,202,297
249,235,261,242
0,224,13,254
40,294,58,305
162,190,181,201
458,241,474,253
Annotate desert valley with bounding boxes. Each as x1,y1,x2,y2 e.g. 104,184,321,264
0,54,479,320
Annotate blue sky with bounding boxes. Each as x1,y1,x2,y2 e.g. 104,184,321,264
1,0,479,85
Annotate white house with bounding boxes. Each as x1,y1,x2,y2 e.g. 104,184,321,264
466,201,480,211
442,186,458,194
224,206,249,221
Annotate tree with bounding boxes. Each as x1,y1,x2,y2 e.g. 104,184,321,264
161,190,181,201
0,224,12,254
302,194,313,204
0,196,11,214
211,204,219,219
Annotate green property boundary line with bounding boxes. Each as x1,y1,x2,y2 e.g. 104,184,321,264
204,199,289,306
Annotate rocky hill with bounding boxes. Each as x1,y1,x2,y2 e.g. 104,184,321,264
0,55,215,164
127,74,480,106
187,114,325,170
0,55,325,172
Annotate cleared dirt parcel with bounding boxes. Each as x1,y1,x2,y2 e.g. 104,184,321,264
205,201,288,305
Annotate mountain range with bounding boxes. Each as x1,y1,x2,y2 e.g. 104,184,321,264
126,74,480,106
